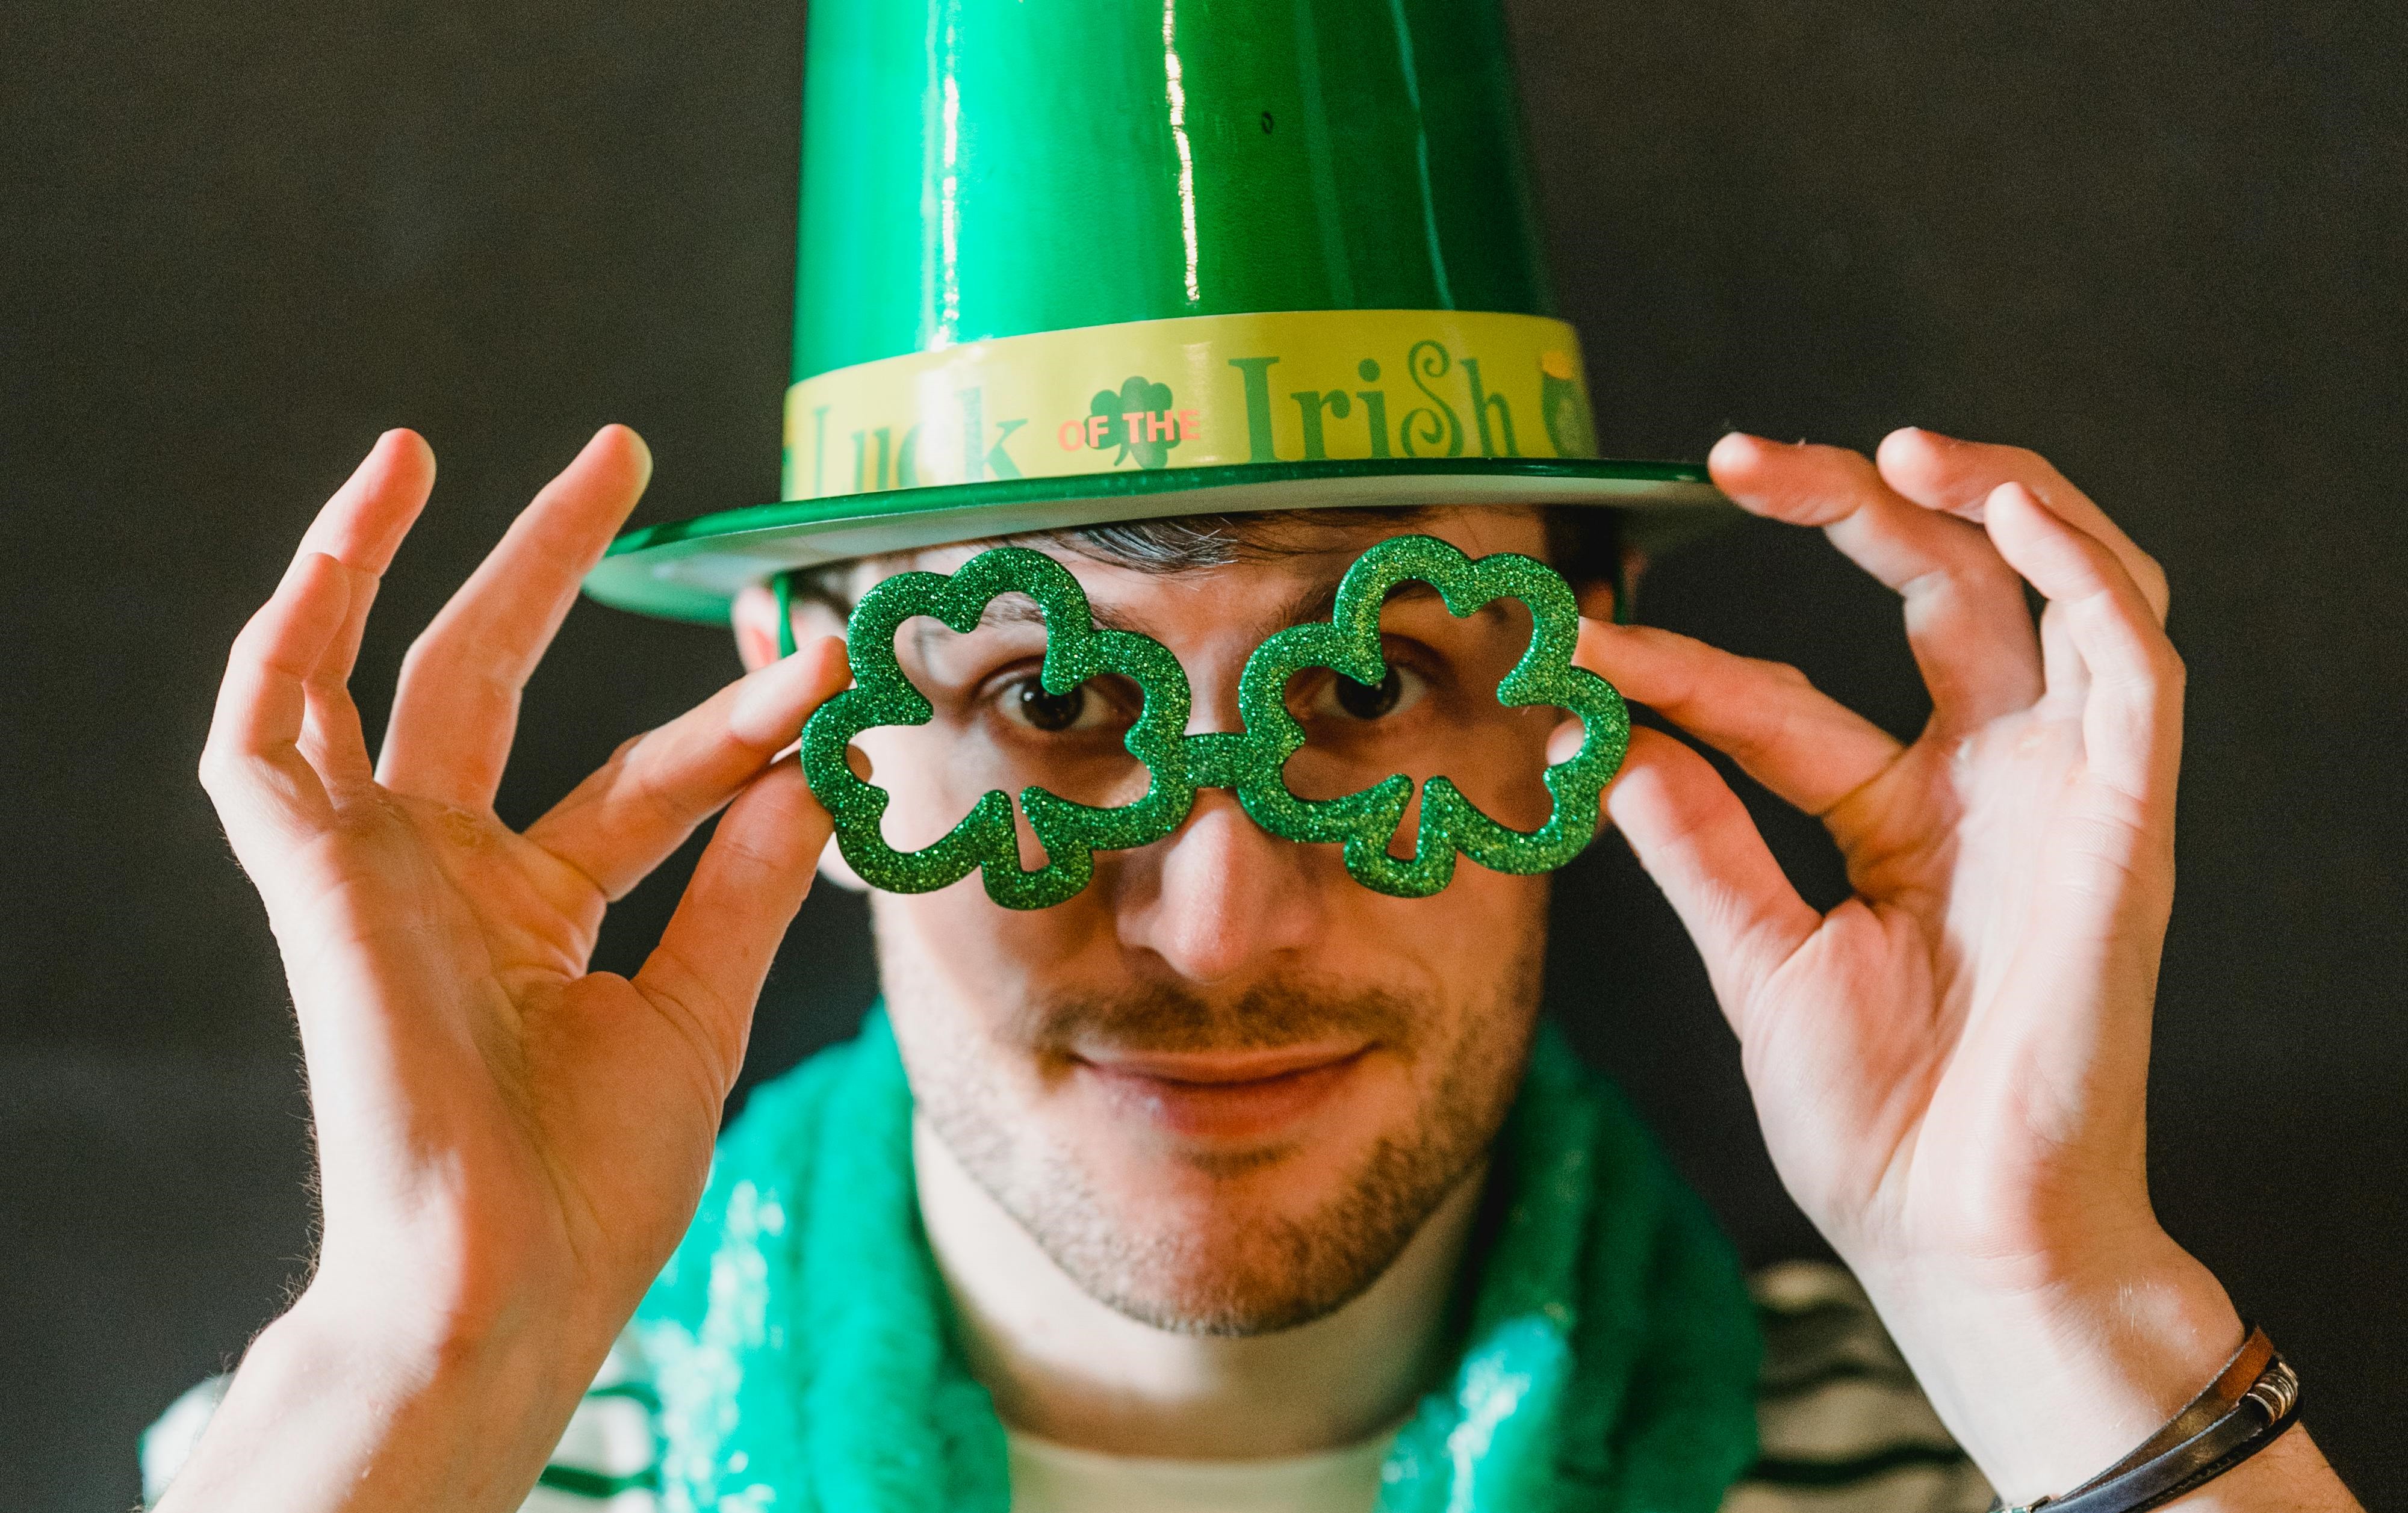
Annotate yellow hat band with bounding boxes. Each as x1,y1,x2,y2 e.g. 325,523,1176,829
781,309,1598,501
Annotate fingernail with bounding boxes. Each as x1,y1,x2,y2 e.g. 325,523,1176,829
1981,479,2043,526
591,423,654,481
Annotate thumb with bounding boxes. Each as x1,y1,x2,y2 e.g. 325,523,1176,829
632,758,831,1098
1604,727,1818,1032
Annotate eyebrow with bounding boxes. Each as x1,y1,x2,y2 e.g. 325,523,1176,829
905,595,1120,667
978,596,1127,632
1273,575,1448,631
906,568,1462,659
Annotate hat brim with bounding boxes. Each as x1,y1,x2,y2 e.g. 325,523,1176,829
582,456,1734,624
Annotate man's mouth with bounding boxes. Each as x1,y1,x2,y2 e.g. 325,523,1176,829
1069,1042,1372,1144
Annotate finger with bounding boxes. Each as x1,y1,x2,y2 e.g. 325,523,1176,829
299,429,439,684
200,551,353,857
1983,483,2185,805
1873,427,2170,625
1710,432,2045,728
2037,598,2088,711
1575,616,1902,817
296,638,377,790
526,637,851,900
1961,486,2183,1100
633,758,832,1096
1604,727,1820,1026
378,424,653,809
298,429,439,569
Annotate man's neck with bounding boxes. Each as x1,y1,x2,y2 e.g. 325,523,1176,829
913,1118,1485,1460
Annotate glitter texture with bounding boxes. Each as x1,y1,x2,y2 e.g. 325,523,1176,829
799,546,1196,909
1229,533,1630,897
799,534,1628,908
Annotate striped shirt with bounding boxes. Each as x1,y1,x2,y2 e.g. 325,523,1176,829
144,1260,1991,1511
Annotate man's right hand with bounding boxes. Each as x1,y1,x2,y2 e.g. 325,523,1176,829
163,427,849,1512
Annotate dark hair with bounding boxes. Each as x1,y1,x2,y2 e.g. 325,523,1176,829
789,506,1621,617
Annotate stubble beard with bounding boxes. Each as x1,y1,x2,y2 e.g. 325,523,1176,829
902,917,1548,1337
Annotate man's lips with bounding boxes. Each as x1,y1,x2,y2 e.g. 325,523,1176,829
1070,1042,1372,1143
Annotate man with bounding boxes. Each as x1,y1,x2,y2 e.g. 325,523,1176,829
145,1,2366,1509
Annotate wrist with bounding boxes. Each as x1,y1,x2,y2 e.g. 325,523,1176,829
1852,1231,2244,1505
155,1281,603,1513
279,1268,594,1411
299,1205,652,1400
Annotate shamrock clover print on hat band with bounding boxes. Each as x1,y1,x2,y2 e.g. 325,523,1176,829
792,534,1631,909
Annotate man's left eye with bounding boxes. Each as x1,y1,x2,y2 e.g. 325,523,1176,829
1307,663,1427,723
997,676,1125,734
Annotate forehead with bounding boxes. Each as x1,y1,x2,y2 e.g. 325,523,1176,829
840,506,1552,644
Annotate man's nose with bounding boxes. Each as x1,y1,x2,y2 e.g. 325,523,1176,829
1114,787,1322,985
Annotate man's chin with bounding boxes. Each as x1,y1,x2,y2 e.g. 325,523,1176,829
905,959,1545,1335
1017,1136,1469,1336
1055,1216,1394,1337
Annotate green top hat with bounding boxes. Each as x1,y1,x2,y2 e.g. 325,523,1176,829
583,0,1728,624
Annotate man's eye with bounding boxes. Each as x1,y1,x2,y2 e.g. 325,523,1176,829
1309,663,1427,723
998,676,1121,734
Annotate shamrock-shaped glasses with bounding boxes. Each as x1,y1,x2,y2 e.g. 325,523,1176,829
789,535,1630,908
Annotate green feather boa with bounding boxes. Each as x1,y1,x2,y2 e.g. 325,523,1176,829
635,1010,1760,1511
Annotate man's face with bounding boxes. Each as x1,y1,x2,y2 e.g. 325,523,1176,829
752,508,1589,1335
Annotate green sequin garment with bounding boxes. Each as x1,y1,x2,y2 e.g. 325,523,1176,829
634,1010,1761,1512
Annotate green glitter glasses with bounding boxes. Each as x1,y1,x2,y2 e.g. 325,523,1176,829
790,534,1630,909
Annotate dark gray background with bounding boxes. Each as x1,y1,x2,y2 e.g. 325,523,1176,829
4,1,2401,1506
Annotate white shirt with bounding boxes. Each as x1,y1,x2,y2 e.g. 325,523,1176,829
1007,1426,1392,1513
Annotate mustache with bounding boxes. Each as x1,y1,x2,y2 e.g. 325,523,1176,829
1019,980,1421,1056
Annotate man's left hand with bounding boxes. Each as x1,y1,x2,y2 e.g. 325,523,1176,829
1581,428,2356,1509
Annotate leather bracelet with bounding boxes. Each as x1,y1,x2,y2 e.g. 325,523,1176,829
1996,1326,2301,1513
